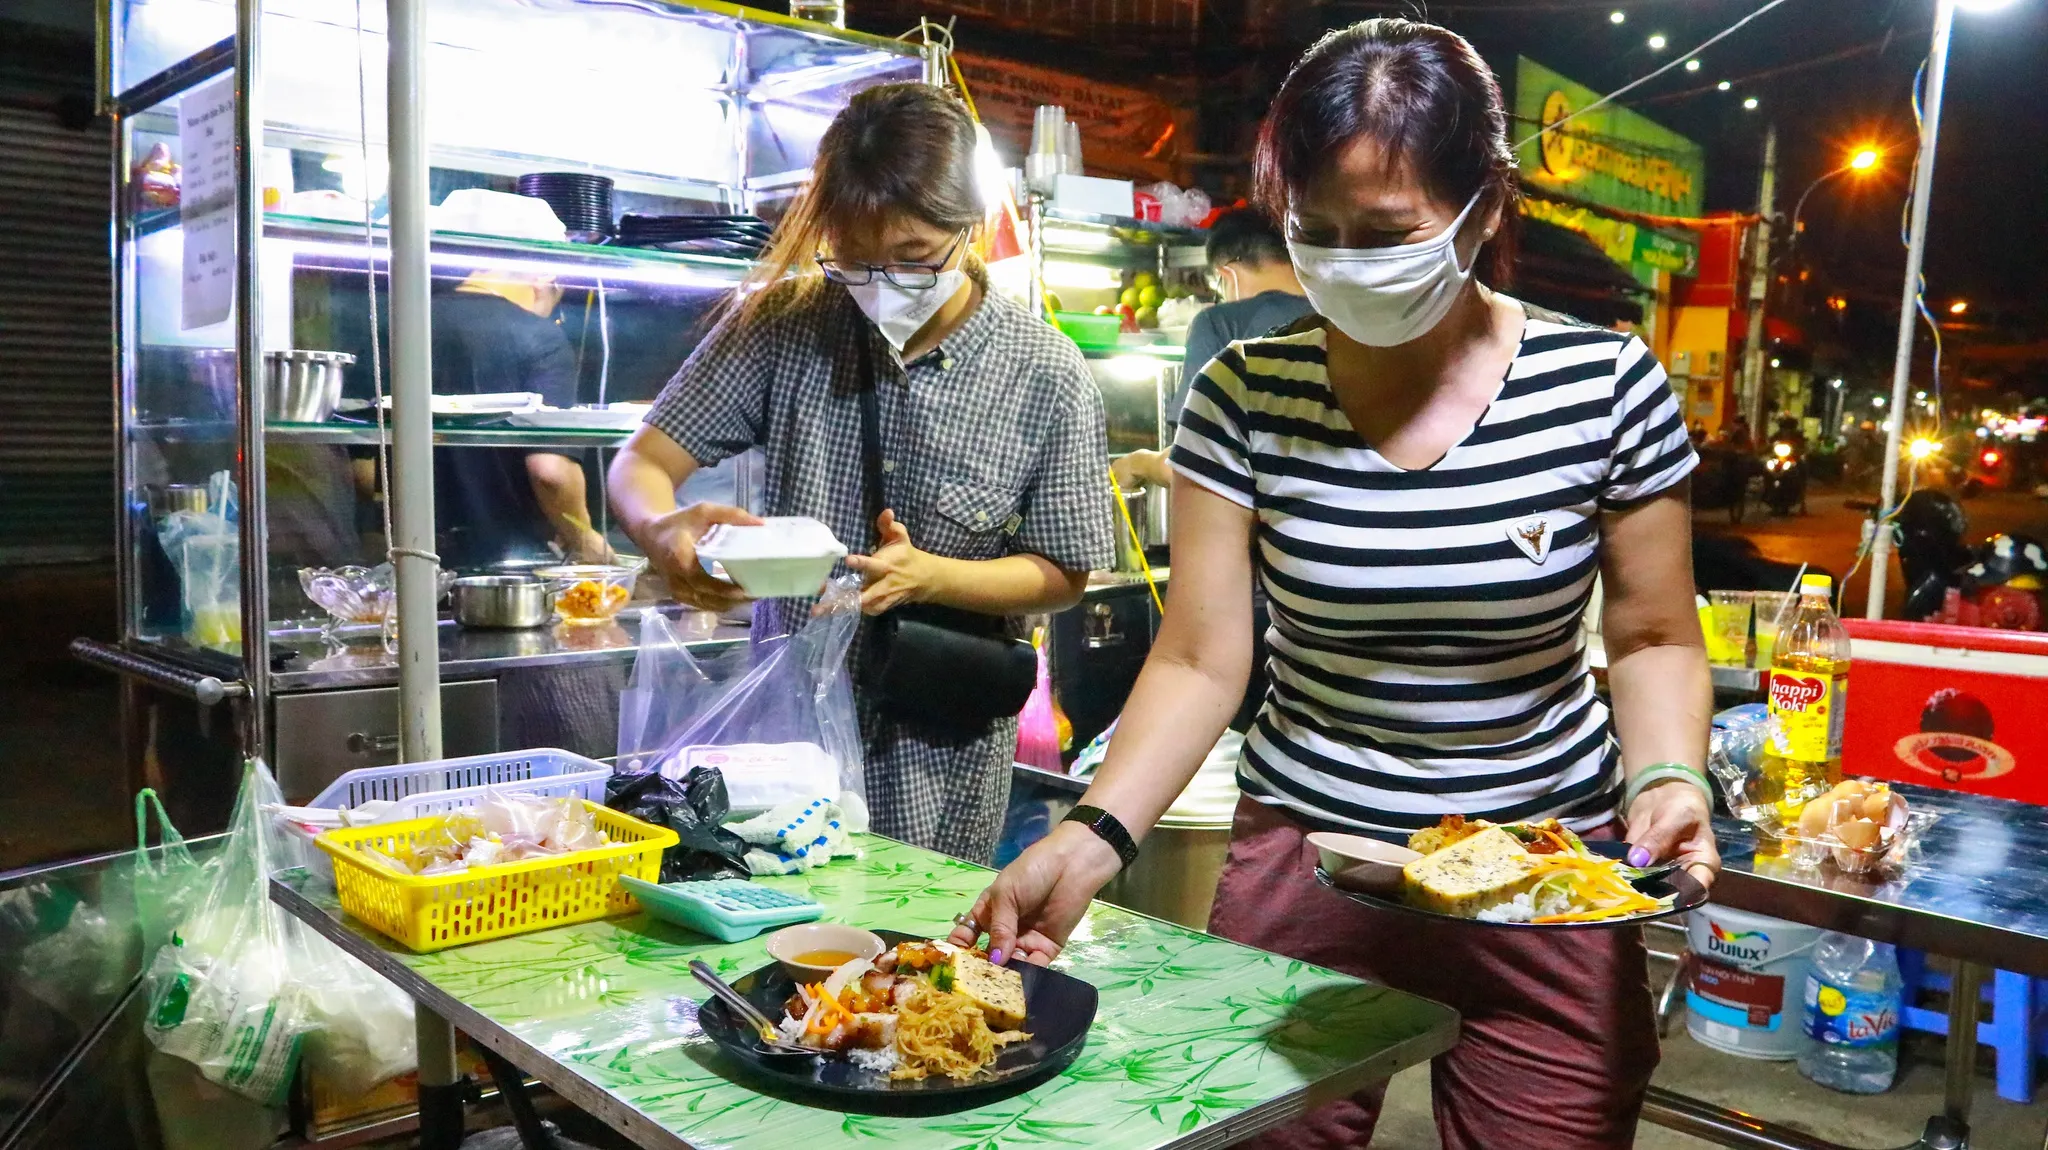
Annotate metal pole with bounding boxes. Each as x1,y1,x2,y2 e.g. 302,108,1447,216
1739,123,1778,433
1865,0,1956,621
1944,961,1983,1124
414,1005,464,1150
387,0,443,762
1786,166,1846,265
233,0,270,758
1028,193,1046,320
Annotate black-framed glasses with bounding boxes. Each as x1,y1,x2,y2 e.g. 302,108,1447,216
815,231,968,289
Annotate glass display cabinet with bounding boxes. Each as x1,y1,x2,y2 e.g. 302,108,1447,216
84,0,928,801
1029,204,1207,455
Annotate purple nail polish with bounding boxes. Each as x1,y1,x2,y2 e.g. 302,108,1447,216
990,947,1005,966
1627,846,1652,867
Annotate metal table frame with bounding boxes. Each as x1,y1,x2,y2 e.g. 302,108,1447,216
1643,786,2048,1150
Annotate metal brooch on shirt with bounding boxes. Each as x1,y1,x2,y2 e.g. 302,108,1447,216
1509,517,1552,565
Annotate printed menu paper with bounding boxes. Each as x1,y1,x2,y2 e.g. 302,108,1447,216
179,73,236,330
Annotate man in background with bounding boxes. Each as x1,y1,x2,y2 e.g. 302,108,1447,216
1109,208,1306,733
1179,207,1312,397
428,266,611,568
1115,207,1310,489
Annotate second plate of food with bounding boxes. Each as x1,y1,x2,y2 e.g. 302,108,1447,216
696,930,1098,1113
1311,817,1707,930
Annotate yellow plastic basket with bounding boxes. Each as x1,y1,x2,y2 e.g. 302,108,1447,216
316,801,678,952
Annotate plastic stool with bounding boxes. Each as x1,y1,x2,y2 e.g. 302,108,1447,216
1896,948,2043,1103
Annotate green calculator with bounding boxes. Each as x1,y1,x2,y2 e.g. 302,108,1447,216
620,876,824,942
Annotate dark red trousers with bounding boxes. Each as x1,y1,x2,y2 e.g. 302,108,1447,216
1206,798,1660,1150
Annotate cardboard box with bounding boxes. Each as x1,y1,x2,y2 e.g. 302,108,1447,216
1841,619,2048,803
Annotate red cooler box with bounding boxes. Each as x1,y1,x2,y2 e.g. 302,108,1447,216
1841,619,2048,803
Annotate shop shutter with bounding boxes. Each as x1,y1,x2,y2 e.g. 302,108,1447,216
0,102,113,566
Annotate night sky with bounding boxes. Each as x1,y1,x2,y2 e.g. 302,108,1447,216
1427,0,2048,330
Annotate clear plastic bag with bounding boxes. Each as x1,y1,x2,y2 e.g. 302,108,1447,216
143,759,313,1105
617,576,864,813
142,758,417,1105
157,471,241,653
1708,711,1776,823
133,788,217,958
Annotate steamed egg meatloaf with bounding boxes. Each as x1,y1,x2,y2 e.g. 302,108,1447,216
951,952,1027,1030
1402,826,1542,917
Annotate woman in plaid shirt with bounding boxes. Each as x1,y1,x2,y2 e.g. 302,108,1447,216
609,84,1116,862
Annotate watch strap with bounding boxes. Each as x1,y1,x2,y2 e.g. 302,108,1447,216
1063,804,1140,871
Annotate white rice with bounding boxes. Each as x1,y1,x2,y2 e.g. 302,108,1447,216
847,1046,899,1073
1474,893,1538,923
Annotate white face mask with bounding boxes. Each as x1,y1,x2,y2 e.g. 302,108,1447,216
846,266,968,352
1286,192,1484,347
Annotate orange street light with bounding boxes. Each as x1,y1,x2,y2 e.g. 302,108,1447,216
1788,146,1889,258
1949,300,1969,315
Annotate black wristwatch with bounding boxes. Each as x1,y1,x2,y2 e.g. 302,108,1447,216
1063,805,1140,871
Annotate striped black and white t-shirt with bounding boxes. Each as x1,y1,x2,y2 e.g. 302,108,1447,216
1170,304,1697,838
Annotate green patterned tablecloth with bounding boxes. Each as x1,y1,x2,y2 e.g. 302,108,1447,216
274,837,1457,1150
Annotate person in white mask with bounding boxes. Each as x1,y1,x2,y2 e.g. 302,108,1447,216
951,19,1710,1148
608,83,1115,862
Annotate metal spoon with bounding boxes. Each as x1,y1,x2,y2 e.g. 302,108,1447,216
689,960,818,1056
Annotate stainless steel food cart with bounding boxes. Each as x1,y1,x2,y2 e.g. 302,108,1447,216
78,0,937,806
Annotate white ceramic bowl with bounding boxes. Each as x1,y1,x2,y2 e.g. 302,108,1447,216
1308,832,1421,895
763,923,886,983
697,517,848,599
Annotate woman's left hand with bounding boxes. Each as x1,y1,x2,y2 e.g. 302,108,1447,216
845,510,944,615
1625,780,1720,889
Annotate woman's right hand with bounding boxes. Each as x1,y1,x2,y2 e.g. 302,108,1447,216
641,501,761,611
949,821,1126,966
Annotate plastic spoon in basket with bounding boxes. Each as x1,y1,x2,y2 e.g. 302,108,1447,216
689,960,817,1055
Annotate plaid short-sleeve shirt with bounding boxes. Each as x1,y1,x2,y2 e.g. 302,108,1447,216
645,277,1116,859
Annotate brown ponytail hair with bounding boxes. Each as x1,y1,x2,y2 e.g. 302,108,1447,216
735,82,983,324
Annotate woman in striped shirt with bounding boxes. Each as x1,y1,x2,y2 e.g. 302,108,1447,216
956,20,1714,1148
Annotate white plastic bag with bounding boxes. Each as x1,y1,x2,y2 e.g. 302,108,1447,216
143,759,312,1105
143,757,418,1104
618,576,865,813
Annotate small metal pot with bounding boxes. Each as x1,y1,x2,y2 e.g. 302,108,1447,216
264,349,355,423
146,482,210,519
1115,487,1168,573
451,576,553,629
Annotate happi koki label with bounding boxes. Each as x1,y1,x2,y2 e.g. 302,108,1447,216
1768,669,1847,763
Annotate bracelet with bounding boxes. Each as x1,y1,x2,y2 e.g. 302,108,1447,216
1063,805,1140,871
1623,762,1715,810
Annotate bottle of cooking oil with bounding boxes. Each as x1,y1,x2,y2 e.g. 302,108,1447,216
1761,573,1851,822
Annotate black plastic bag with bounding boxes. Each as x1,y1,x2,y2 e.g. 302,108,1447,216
606,765,749,881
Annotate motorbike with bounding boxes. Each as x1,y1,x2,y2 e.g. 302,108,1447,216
1759,438,1807,516
1959,444,2006,498
1894,490,2048,630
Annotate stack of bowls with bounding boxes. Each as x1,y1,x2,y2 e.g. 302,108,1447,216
516,172,614,243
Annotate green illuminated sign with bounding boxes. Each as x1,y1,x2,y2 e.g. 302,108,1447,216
1515,57,1706,219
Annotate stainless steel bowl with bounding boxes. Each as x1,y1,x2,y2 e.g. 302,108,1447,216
264,349,355,423
451,576,552,629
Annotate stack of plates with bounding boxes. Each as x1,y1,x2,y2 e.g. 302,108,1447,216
516,172,614,243
616,213,773,258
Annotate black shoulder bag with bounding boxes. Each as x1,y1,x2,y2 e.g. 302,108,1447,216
855,332,1039,733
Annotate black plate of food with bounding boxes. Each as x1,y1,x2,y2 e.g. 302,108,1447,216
1313,821,1708,930
696,930,1097,1114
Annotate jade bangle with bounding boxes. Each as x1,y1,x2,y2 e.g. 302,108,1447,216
1623,762,1714,810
